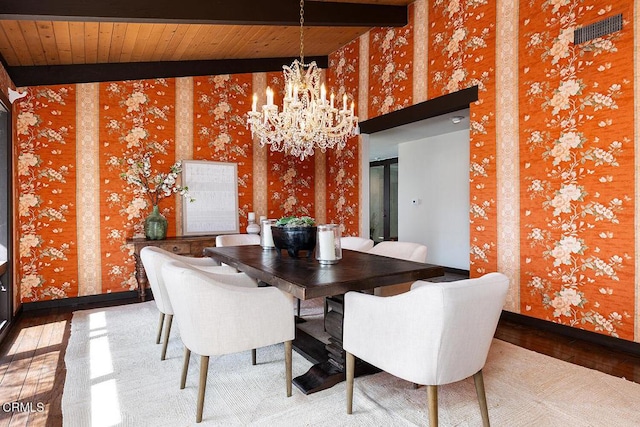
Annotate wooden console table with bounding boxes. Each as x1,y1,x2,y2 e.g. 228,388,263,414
127,235,218,300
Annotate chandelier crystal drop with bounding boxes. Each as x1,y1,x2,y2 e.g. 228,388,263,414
246,0,358,161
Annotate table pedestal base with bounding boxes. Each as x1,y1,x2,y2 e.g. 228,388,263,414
292,295,379,395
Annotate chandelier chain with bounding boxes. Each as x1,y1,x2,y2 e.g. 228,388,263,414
299,0,304,63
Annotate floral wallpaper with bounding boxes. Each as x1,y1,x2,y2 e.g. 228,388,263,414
10,0,640,344
520,0,634,339
99,79,176,293
430,0,497,276
368,4,414,118
16,86,78,301
193,74,253,229
327,39,360,236
265,71,315,219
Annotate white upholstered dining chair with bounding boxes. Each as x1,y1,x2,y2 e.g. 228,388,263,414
367,241,428,296
161,259,295,423
216,232,306,318
215,233,260,247
344,272,510,427
340,236,374,252
140,246,255,360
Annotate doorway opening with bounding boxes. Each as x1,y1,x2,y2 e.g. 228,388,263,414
359,87,478,273
369,158,398,243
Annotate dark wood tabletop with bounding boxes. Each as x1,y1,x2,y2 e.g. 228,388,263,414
204,245,444,300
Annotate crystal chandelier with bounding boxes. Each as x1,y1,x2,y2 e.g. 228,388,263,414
246,0,359,161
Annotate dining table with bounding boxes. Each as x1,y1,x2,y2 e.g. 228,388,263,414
204,244,445,394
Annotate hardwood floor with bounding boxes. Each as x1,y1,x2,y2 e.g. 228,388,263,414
1,297,639,427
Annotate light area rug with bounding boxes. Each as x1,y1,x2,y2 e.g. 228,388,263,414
62,301,640,427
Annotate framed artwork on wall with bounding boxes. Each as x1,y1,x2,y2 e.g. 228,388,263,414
181,160,239,236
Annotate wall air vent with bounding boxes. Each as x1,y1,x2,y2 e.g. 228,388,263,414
574,13,622,45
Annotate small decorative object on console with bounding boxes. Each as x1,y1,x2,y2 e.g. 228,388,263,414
246,212,261,234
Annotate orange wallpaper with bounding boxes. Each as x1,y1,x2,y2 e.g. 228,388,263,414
368,4,414,119
10,1,640,344
327,39,360,236
99,79,176,293
15,86,78,301
265,71,316,219
519,0,634,339
193,74,254,229
429,0,498,277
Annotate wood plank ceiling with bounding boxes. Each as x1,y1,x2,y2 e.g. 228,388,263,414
0,0,411,86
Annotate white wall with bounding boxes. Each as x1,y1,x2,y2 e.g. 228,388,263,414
398,129,470,270
359,134,370,238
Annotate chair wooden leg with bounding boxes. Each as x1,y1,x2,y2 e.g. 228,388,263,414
473,370,490,427
346,351,355,414
251,349,257,366
161,314,173,360
196,355,209,423
285,340,292,397
156,312,165,344
180,347,190,390
427,385,438,427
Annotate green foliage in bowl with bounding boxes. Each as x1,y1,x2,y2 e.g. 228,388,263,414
275,216,316,228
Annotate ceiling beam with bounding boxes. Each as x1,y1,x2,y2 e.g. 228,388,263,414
8,56,330,87
359,86,479,135
0,0,407,27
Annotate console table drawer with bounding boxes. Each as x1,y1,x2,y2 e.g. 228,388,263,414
156,242,191,254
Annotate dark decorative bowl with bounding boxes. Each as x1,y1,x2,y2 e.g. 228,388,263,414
271,226,317,258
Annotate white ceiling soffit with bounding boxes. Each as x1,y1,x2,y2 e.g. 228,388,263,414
368,108,470,161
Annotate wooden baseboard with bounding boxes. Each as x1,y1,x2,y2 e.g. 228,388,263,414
500,311,640,357
21,290,141,312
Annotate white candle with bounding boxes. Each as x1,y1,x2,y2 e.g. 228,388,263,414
266,87,273,106
318,230,336,261
262,222,275,247
248,212,255,222
342,94,347,111
252,94,257,112
350,101,355,115
330,93,335,109
321,84,326,103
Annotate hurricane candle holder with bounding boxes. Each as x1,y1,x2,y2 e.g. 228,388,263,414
316,224,342,264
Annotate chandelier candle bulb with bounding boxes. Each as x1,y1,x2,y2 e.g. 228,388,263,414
248,212,256,222
252,94,257,112
343,94,347,111
266,88,273,106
